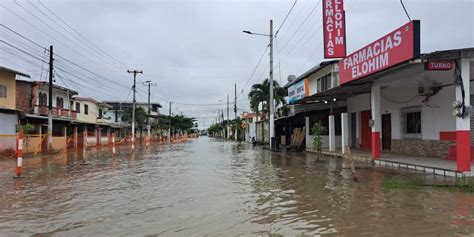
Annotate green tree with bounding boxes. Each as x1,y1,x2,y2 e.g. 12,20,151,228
248,78,287,120
122,107,148,139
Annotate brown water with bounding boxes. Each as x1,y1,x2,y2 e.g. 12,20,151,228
0,137,473,236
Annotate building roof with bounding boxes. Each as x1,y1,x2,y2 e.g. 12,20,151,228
17,80,79,95
284,60,339,88
73,97,113,108
422,47,474,60
0,66,30,78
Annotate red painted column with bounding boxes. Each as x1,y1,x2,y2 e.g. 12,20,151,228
455,58,471,172
456,131,470,171
372,132,381,159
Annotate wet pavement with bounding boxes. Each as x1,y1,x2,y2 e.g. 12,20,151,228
0,137,473,236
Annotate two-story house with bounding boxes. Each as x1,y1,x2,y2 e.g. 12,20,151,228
0,67,30,156
72,97,112,147
283,60,341,149
104,101,162,137
16,80,78,152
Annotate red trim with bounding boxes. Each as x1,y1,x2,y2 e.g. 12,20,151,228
456,130,471,172
372,132,381,159
440,131,456,141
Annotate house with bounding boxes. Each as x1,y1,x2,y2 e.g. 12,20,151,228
15,80,78,153
72,97,112,147
0,67,30,156
103,101,162,136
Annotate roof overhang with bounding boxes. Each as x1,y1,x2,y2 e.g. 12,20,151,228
0,66,30,78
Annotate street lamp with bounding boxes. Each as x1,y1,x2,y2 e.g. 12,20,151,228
243,19,275,150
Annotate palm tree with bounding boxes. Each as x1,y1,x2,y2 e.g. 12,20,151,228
248,78,287,120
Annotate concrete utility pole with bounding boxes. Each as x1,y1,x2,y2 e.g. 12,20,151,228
234,84,237,119
47,45,53,151
127,69,143,150
168,101,172,143
243,19,274,149
226,94,229,138
144,81,156,139
269,19,275,150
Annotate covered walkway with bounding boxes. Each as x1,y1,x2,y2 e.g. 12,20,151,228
307,148,474,177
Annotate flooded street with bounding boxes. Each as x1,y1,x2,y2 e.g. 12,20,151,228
1,137,473,236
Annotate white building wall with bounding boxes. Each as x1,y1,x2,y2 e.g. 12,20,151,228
347,93,370,141
379,86,455,140
37,86,72,110
346,86,455,142
246,122,256,142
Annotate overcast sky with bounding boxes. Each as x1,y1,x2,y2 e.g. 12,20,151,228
1,0,473,128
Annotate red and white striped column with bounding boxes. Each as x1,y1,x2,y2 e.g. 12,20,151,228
16,128,24,177
371,85,381,159
456,58,471,172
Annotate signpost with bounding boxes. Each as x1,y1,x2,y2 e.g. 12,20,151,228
323,0,346,58
338,20,420,84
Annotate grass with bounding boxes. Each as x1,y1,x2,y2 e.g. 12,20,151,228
383,177,422,190
383,176,474,193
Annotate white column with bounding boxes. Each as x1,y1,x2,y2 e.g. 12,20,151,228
329,115,335,152
305,116,310,149
341,113,349,154
456,58,471,172
371,85,381,158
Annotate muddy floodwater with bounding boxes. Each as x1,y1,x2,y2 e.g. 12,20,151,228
0,137,473,236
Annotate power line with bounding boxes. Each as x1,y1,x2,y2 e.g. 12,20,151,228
237,45,269,99
274,0,298,37
278,0,321,52
36,0,128,68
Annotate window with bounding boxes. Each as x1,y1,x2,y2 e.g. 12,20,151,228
98,109,103,118
84,104,89,115
401,107,421,138
152,104,159,112
76,102,81,113
0,85,6,98
316,74,331,93
56,97,64,108
39,93,47,106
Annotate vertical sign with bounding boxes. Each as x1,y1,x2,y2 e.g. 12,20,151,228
323,0,346,58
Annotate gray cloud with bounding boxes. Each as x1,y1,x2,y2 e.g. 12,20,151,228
1,0,472,128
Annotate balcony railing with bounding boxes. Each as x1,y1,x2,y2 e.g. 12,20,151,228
33,105,77,119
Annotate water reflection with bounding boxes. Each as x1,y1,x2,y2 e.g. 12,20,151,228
0,137,473,236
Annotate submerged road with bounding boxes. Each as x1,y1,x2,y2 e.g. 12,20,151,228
0,137,473,236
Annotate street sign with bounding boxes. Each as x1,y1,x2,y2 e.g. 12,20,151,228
323,0,346,58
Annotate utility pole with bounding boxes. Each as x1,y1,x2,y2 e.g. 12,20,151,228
242,19,275,149
234,84,237,119
226,94,229,139
47,45,53,151
144,81,156,139
168,101,172,143
127,69,143,150
269,19,275,150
